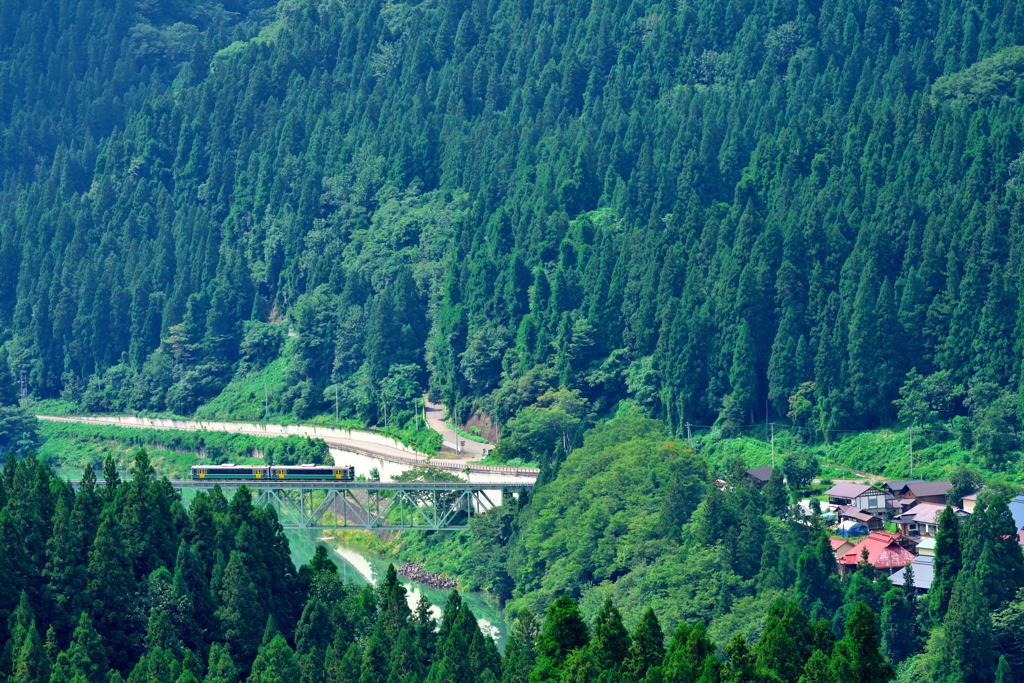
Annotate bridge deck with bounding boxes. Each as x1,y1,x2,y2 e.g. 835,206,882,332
172,479,534,490
70,479,533,531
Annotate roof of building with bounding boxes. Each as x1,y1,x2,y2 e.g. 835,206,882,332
830,538,854,552
962,492,978,502
1018,530,1024,547
892,502,961,526
824,483,879,499
890,555,935,591
884,480,924,493
1009,495,1024,530
745,466,773,483
838,505,879,523
837,531,916,568
905,481,952,498
916,537,937,551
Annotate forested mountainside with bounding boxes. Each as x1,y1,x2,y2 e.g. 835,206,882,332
3,450,1022,683
5,0,1024,444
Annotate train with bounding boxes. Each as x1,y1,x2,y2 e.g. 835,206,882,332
190,464,356,481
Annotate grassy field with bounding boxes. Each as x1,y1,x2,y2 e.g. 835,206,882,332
37,420,327,479
696,420,1024,486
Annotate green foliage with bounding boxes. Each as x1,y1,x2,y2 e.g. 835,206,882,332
37,421,329,476
531,596,589,683
933,46,1024,102
0,408,42,458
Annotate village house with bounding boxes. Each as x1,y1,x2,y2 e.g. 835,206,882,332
836,505,884,531
744,466,773,488
887,480,953,505
823,483,896,516
835,531,916,575
891,502,966,538
1009,494,1024,531
915,537,936,556
830,537,856,556
890,555,934,595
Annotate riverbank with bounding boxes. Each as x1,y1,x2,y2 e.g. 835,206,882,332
300,531,509,651
398,562,457,590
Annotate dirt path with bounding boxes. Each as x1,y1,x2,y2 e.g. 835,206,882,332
813,461,885,484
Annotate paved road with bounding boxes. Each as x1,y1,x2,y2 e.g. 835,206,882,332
424,400,492,459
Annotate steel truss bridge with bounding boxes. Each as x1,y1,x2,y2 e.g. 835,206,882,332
171,479,533,531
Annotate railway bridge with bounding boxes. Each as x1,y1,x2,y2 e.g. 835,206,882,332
74,479,534,531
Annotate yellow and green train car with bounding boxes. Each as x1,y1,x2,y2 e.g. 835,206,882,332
190,464,355,481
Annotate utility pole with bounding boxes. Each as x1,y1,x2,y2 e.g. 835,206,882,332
685,422,693,448
335,385,339,424
908,427,915,477
264,381,268,422
770,422,776,467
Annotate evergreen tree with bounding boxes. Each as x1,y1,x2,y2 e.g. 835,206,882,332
204,643,240,683
588,599,630,675
247,635,301,683
530,595,588,683
10,620,50,683
216,551,265,673
827,603,893,683
795,534,842,618
624,608,664,682
761,467,788,518
720,634,758,683
994,656,1012,683
662,621,716,683
929,506,962,624
86,507,139,671
933,575,997,683
755,597,813,682
728,321,758,424
501,612,537,683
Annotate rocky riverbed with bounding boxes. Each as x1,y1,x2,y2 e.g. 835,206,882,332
398,562,458,590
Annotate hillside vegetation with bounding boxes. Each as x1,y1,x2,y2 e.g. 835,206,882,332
3,0,1024,476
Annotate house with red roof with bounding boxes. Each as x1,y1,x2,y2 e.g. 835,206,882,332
830,537,856,556
835,531,916,575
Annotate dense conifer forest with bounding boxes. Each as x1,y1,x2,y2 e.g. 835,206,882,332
5,0,1024,465
1,448,1022,682
4,0,1024,680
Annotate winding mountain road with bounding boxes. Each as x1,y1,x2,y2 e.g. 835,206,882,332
423,400,493,458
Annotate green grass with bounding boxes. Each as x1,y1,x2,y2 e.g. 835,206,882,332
194,354,294,422
446,421,490,444
20,398,80,415
37,420,330,479
40,435,266,480
693,420,1024,486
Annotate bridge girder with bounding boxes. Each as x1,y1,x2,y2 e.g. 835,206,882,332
177,480,530,531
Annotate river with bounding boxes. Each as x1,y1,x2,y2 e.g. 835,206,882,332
286,530,509,651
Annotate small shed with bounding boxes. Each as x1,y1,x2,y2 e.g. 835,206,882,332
915,537,937,556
